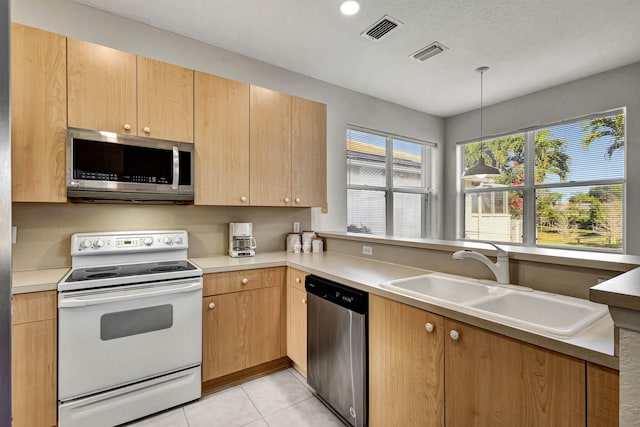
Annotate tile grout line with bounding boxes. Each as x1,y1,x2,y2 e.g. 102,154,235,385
239,382,268,425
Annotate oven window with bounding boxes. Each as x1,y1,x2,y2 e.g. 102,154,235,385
100,304,173,340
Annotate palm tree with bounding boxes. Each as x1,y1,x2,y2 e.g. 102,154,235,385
581,113,624,157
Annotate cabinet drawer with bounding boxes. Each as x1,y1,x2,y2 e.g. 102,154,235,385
288,267,308,292
12,291,57,325
203,267,284,296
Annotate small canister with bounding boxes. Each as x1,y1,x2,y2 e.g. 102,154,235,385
301,230,316,246
312,238,323,253
286,233,301,252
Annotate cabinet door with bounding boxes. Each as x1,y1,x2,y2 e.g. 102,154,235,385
291,97,327,208
587,362,619,427
202,286,281,381
249,86,292,206
194,72,250,205
11,23,66,203
137,56,194,142
445,319,585,427
12,292,57,427
369,295,444,427
287,286,307,375
68,38,136,135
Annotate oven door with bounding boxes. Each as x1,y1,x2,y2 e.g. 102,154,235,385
58,278,202,402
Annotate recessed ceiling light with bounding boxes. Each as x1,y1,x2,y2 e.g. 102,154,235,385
340,1,360,16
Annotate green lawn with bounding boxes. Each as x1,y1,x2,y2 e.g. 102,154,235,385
537,228,622,249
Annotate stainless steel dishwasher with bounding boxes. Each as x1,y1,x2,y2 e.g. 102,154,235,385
305,275,367,427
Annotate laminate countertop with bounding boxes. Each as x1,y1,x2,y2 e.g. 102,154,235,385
12,251,617,369
591,267,640,312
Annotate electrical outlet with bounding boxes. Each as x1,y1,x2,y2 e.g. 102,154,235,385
362,245,372,256
293,222,300,233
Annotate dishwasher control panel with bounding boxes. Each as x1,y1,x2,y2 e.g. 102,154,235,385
305,275,368,314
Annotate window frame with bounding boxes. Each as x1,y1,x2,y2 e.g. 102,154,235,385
456,108,626,253
346,125,437,238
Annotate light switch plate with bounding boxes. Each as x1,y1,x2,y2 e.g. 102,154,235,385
12,226,16,244
293,222,300,233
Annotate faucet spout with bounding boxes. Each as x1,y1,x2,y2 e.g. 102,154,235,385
452,243,510,284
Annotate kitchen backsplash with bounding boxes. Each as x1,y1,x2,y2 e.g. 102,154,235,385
12,203,310,270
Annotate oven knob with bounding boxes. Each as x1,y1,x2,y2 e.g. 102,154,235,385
143,238,153,246
79,239,91,250
174,236,183,245
93,239,105,249
163,236,174,245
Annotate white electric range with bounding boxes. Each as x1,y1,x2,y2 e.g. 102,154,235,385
57,230,203,427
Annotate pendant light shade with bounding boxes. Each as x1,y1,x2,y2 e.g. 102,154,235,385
462,66,500,181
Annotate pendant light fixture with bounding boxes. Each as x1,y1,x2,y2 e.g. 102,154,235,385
462,66,501,180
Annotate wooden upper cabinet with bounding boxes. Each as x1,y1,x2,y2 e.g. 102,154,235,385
445,319,586,427
11,23,67,203
292,97,327,208
137,56,194,143
67,38,136,135
249,86,292,206
369,295,444,427
194,72,250,205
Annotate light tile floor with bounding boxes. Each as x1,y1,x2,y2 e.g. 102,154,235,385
123,368,345,427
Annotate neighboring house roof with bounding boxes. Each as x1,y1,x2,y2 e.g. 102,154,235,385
347,140,422,167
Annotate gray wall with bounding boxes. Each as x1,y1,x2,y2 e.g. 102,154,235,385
444,62,640,254
11,0,445,235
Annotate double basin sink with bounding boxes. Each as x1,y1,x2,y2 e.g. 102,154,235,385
380,272,609,339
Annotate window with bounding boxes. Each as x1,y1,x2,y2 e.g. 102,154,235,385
459,110,625,251
347,128,436,238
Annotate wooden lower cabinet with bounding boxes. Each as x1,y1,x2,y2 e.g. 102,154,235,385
369,295,444,427
587,362,619,427
11,291,57,427
202,270,283,382
445,318,586,426
286,267,308,375
369,295,616,427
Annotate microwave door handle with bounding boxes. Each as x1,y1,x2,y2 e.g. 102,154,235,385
58,281,202,308
172,146,179,190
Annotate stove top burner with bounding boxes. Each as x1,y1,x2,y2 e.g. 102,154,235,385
86,272,120,279
65,260,198,283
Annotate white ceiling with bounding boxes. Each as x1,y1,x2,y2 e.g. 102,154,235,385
76,0,640,117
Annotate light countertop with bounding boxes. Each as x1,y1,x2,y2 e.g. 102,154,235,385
12,251,617,369
591,267,640,312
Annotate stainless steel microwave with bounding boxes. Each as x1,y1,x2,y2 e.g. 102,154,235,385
66,128,194,201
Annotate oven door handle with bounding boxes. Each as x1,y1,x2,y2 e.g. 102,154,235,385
59,282,202,308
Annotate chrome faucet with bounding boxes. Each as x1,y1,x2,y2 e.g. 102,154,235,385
452,242,510,284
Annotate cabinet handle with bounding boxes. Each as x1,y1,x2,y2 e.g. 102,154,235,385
302,298,306,304
208,302,215,309
123,123,131,131
425,323,434,333
242,278,249,285
295,198,301,204
449,330,460,340
240,196,247,203
143,126,151,134
284,197,290,203
296,277,301,283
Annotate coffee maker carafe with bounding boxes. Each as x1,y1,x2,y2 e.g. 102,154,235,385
229,223,257,257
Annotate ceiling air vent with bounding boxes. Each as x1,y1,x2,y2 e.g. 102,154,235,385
410,42,449,62
361,15,403,42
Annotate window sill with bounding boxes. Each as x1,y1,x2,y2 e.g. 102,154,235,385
318,231,640,272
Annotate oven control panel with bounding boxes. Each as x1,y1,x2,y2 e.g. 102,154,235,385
72,230,189,255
